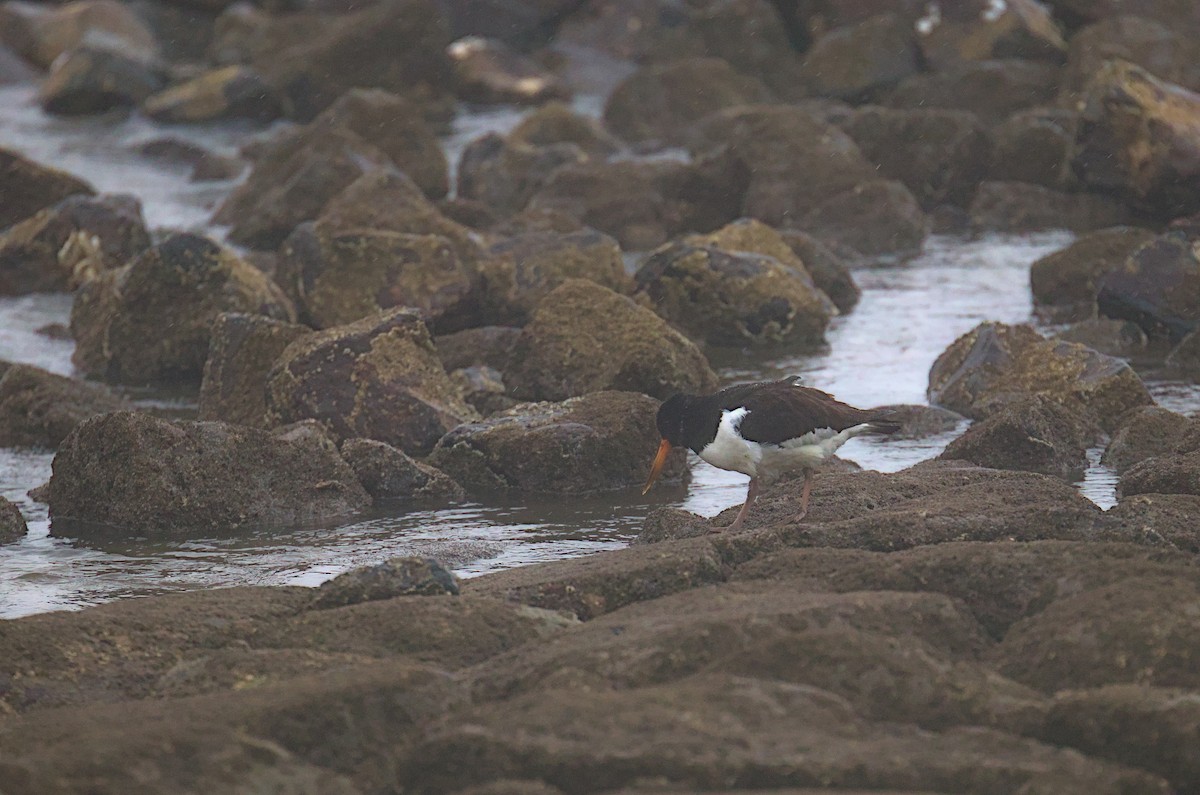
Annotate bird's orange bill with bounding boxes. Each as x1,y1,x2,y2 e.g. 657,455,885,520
642,438,672,495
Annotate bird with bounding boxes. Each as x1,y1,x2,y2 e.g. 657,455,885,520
642,376,901,532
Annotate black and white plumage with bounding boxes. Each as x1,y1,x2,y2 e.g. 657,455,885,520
643,376,900,532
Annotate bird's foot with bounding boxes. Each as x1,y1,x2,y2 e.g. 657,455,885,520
708,520,740,535
790,509,808,524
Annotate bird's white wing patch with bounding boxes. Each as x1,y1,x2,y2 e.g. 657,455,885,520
698,407,760,477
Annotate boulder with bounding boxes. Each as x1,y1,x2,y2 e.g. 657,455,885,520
686,0,808,101
135,137,244,182
47,411,369,537
311,556,460,609
778,229,861,313
23,0,159,68
0,495,27,543
265,308,476,456
70,233,295,384
338,438,464,503
603,57,771,147
1054,317,1148,357
0,363,131,448
1072,60,1200,217
928,321,1153,430
1166,327,1200,368
938,397,1092,478
503,279,717,402
799,13,919,101
276,222,477,331
198,313,313,429
1120,451,1200,498
475,230,631,325
1101,406,1194,472
0,147,94,232
913,0,1066,70
885,59,1061,125
0,193,150,295
508,101,620,157
1097,232,1200,342
800,179,929,257
1061,15,1200,102
634,219,835,346
990,107,1076,191
968,181,1131,233
448,36,567,105
428,390,690,495
1049,0,1200,30
39,45,165,115
433,325,520,373
142,65,282,123
457,133,587,218
1095,493,1200,553
1029,226,1157,312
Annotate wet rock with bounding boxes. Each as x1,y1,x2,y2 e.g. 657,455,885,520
265,307,476,456
475,230,630,325
0,495,27,543
277,222,476,332
135,137,244,182
1095,493,1200,553
457,132,588,218
990,107,1076,191
914,0,1066,70
635,219,835,346
1097,233,1200,342
1166,327,1200,368
968,181,1131,233
869,403,967,440
0,363,131,448
508,101,620,157
1073,60,1200,217
339,438,464,503
938,397,1092,479
48,411,369,536
24,0,159,68
504,279,717,402
778,229,860,313
312,557,459,609
1054,317,1148,357
70,233,294,384
39,45,165,115
142,65,282,123
800,179,929,258
603,57,771,147
841,106,992,209
799,13,919,101
1062,15,1200,102
1050,0,1200,30
1120,450,1200,499
198,312,313,429
433,325,520,373
885,59,1061,125
928,321,1153,431
429,390,690,496
449,36,567,105
1029,226,1157,313
0,147,95,231
0,193,150,295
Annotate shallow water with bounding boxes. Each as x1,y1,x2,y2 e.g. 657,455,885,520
0,88,1189,617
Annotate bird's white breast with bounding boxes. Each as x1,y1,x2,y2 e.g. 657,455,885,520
697,408,761,477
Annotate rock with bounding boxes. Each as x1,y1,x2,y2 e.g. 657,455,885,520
928,321,1153,431
1061,15,1200,102
475,230,631,325
457,133,588,218
1095,493,1200,553
198,312,313,429
24,0,159,68
433,325,520,373
1049,0,1200,30
1120,450,1200,498
39,45,165,115
869,403,967,440
938,397,1092,479
0,41,34,84
448,36,567,105
968,181,1132,233
70,233,295,384
1029,226,1157,313
429,390,690,495
504,279,717,402
142,65,282,123
277,222,477,331
129,0,214,64
312,557,459,609
0,193,150,295
885,59,1061,125
0,147,95,231
1097,233,1200,342
799,13,919,100
684,0,807,101
48,411,369,537
990,107,1076,191
914,0,1066,70
841,106,993,209
1166,327,1200,368
800,179,929,258
508,101,620,157
136,137,245,182
437,0,578,48
265,308,476,456
603,57,771,147
0,495,27,543
339,438,464,504
1054,317,1148,357
778,229,861,313
1073,60,1200,217
0,363,131,448
634,219,835,346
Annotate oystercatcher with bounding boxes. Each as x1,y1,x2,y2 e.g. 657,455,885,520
642,376,900,532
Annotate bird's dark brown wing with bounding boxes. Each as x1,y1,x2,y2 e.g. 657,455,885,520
720,379,875,445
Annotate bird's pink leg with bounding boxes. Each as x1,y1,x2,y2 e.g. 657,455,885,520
712,477,758,534
793,469,813,523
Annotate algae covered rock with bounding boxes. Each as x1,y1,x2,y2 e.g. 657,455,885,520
47,411,369,537
635,219,835,346
1120,451,1200,499
0,495,27,543
885,58,1061,125
914,0,1065,70
1097,232,1200,342
508,101,620,157
968,181,1131,233
339,438,464,503
457,132,587,218
504,279,717,402
312,556,460,609
779,229,861,313
938,396,1092,479
1102,406,1196,472
800,178,929,257
0,363,131,448
266,308,476,456
142,65,282,123
428,391,689,495
0,146,95,231
70,233,294,384
1030,226,1157,313
799,13,919,100
39,46,166,116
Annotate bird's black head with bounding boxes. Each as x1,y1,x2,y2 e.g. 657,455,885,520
655,393,695,448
